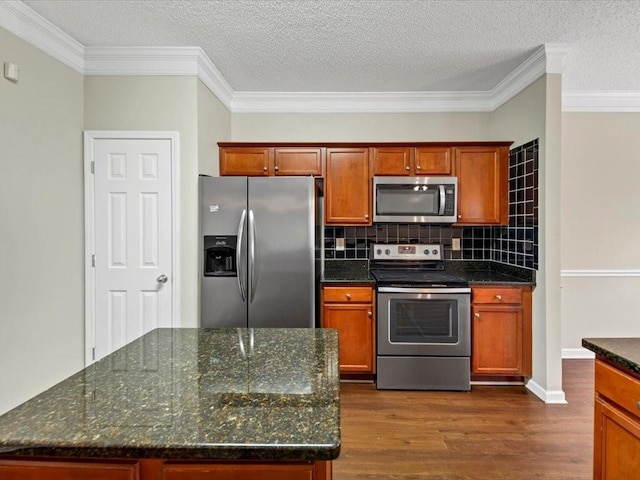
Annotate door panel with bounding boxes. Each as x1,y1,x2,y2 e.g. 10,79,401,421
93,138,173,362
247,177,314,328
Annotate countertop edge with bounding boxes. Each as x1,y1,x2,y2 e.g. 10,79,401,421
582,338,640,376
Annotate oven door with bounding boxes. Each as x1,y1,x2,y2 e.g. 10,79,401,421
377,287,470,357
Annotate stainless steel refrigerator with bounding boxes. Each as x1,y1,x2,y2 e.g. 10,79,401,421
199,175,315,328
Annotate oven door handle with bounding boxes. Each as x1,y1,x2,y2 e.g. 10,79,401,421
377,286,471,294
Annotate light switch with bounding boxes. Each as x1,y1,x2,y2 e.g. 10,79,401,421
4,62,19,82
452,238,461,251
335,238,345,251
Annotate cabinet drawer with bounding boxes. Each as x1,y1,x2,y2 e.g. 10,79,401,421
323,286,373,303
596,360,640,418
472,287,522,305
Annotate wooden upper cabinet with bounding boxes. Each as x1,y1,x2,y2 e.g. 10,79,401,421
325,148,371,225
220,146,324,176
274,147,324,176
454,146,508,225
415,146,453,175
372,147,414,175
373,146,452,176
219,147,272,176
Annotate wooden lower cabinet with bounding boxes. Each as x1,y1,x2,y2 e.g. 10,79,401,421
0,458,332,480
593,360,640,479
321,285,375,374
471,285,532,377
0,458,139,480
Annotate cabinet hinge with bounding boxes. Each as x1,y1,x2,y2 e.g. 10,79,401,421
91,161,95,174
92,347,96,361
92,254,96,267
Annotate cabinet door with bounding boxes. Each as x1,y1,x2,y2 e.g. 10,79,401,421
322,303,374,373
162,462,316,480
325,148,371,225
274,147,324,176
415,147,452,175
220,147,272,176
454,146,508,224
0,460,139,480
372,147,413,175
594,399,640,480
471,305,523,375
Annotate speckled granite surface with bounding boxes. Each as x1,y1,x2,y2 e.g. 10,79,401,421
0,328,340,461
321,259,534,285
582,338,640,376
321,260,375,284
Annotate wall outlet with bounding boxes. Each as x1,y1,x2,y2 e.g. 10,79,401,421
452,238,461,251
335,238,345,251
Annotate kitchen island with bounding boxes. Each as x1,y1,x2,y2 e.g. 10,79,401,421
582,337,640,479
0,328,340,479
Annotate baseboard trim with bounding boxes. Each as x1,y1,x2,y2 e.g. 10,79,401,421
562,348,595,359
526,379,568,404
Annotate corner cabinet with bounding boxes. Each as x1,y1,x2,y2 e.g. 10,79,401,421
321,285,375,374
471,285,532,377
324,148,371,225
454,146,509,225
593,360,640,479
219,146,324,176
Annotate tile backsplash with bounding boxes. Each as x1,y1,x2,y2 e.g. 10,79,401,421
324,139,539,270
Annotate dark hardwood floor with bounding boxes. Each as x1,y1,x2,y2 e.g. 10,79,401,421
334,360,594,480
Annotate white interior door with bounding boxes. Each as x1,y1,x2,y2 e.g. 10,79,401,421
85,132,179,364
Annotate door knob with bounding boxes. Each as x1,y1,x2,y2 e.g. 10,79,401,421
157,274,168,284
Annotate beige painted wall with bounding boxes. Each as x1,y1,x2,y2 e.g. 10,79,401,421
561,113,640,350
84,76,201,328
231,112,492,142
490,75,564,400
0,27,85,415
198,79,231,177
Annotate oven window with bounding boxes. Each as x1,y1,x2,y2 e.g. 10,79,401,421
389,299,458,344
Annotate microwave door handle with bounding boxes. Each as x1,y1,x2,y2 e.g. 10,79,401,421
438,185,446,215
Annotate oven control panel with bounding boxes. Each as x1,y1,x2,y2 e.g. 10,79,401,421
371,243,443,261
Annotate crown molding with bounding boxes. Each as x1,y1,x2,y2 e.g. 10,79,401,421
230,90,494,113
0,0,84,73
562,91,640,112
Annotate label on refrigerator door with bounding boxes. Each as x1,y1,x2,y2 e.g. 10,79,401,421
209,204,220,213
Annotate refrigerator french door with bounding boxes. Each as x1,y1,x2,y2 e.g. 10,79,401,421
200,176,315,328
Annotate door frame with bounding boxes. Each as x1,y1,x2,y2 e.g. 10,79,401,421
83,131,181,365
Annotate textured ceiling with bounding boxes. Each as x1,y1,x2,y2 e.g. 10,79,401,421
19,0,640,93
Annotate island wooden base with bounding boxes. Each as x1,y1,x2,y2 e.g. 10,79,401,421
0,457,332,480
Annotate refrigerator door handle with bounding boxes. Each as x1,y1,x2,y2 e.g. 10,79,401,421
236,209,247,302
248,209,257,303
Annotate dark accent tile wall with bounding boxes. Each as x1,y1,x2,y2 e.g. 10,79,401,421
323,139,539,270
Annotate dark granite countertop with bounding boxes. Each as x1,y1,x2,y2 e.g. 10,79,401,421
0,328,340,461
582,337,640,376
321,260,375,284
321,259,534,286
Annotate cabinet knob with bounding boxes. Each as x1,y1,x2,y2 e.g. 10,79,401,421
263,166,268,171
637,401,640,411
475,313,480,318
368,311,372,317
496,295,502,300
274,165,279,171
416,165,421,170
458,214,462,219
365,214,369,219
346,293,351,300
405,165,410,171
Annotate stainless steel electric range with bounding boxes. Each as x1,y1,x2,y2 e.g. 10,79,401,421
370,243,471,391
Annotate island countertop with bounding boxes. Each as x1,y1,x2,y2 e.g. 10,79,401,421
582,337,640,376
0,328,341,461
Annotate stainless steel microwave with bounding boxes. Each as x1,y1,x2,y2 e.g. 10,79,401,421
373,176,458,223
